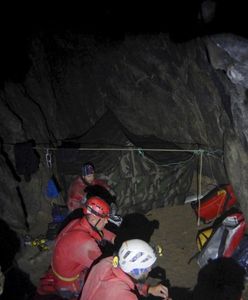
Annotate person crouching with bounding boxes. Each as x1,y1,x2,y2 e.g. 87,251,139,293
36,196,115,300
80,239,171,300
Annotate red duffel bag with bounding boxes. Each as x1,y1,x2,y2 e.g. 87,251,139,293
191,184,237,223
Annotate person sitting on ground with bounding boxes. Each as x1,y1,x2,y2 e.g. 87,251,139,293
80,239,172,300
67,162,110,212
66,162,122,227
191,257,246,300
36,196,116,300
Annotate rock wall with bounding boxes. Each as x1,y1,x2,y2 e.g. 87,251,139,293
0,32,247,234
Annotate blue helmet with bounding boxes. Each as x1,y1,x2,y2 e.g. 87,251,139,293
82,162,95,177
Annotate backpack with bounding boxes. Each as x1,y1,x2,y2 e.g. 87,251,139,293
196,209,246,268
191,184,237,224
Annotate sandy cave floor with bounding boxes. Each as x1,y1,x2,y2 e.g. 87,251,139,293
146,204,200,289
17,204,248,298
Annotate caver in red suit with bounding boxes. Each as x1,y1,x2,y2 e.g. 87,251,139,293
80,257,148,300
80,239,170,300
67,162,110,212
67,175,109,212
37,197,115,300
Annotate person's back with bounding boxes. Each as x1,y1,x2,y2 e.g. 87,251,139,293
191,257,245,300
81,239,171,300
36,197,115,299
81,257,138,300
52,217,102,290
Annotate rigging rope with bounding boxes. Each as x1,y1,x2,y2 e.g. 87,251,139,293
37,145,222,228
197,150,203,226
34,146,222,154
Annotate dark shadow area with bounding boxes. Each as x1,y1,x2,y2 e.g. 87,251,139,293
0,219,21,271
0,137,21,182
0,31,32,89
140,284,191,299
32,294,64,300
84,184,117,206
97,212,160,259
14,140,40,182
1,266,36,300
56,207,82,235
1,2,247,88
149,266,168,286
0,218,36,300
168,287,192,300
114,212,159,251
139,266,191,300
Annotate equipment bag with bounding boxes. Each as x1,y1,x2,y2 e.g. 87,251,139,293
196,209,246,268
191,184,237,224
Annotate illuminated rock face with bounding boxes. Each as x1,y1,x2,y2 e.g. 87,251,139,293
0,32,248,234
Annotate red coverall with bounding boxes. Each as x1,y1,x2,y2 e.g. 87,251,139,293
80,256,149,300
67,176,109,212
37,217,115,299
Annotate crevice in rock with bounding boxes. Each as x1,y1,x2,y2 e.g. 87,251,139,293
0,137,21,182
0,93,26,136
16,186,29,231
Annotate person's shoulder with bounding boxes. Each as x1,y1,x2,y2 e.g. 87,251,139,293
69,176,86,190
69,175,83,185
94,256,113,269
94,178,108,184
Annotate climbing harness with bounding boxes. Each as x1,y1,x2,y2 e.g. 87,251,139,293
51,264,79,282
24,235,49,251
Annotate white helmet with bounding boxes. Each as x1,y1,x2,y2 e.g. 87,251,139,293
118,239,157,274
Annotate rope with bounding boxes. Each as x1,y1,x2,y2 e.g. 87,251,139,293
36,144,222,229
197,150,203,226
157,152,196,167
34,146,222,154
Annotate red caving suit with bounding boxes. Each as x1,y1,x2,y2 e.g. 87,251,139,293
37,217,115,299
67,176,109,212
80,256,149,300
